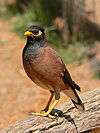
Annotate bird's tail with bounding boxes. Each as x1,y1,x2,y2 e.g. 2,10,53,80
63,88,85,112
71,90,85,112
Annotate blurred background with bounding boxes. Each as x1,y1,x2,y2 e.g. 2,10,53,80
0,0,100,129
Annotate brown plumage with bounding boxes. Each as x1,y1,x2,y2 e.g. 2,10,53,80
23,25,84,116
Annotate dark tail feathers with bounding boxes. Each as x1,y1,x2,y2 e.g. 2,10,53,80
72,81,81,92
71,90,85,112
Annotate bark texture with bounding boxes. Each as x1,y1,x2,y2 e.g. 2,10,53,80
1,88,100,133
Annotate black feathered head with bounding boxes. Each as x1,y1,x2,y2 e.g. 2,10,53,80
24,25,45,40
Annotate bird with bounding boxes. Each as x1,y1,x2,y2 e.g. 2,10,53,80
23,25,85,116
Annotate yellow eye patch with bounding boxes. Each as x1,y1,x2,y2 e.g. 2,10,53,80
33,30,42,36
24,30,42,37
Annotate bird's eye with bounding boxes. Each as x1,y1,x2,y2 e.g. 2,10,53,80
33,30,42,36
33,31,39,35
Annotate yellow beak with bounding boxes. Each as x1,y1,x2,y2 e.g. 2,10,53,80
24,31,33,37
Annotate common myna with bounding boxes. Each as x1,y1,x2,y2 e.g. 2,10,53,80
23,25,84,116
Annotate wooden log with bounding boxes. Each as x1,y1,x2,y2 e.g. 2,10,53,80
1,88,100,133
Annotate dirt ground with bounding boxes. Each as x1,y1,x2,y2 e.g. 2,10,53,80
0,20,100,129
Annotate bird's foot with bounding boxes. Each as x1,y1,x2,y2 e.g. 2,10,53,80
50,109,63,117
32,100,59,117
31,110,49,117
31,109,63,117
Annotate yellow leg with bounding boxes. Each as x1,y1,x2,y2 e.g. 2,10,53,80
32,100,59,116
43,91,54,111
32,89,60,116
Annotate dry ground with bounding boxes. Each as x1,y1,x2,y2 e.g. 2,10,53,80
0,20,100,129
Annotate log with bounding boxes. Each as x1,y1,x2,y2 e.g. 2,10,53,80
1,88,100,133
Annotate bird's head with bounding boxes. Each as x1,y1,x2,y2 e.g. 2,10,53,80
24,25,45,41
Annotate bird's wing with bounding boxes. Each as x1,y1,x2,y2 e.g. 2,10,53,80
44,46,84,111
62,68,81,91
28,45,84,111
60,59,84,111
29,45,80,91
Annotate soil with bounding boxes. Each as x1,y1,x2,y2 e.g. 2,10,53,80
0,19,100,129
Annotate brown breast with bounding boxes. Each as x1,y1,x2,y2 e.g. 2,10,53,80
23,45,67,91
